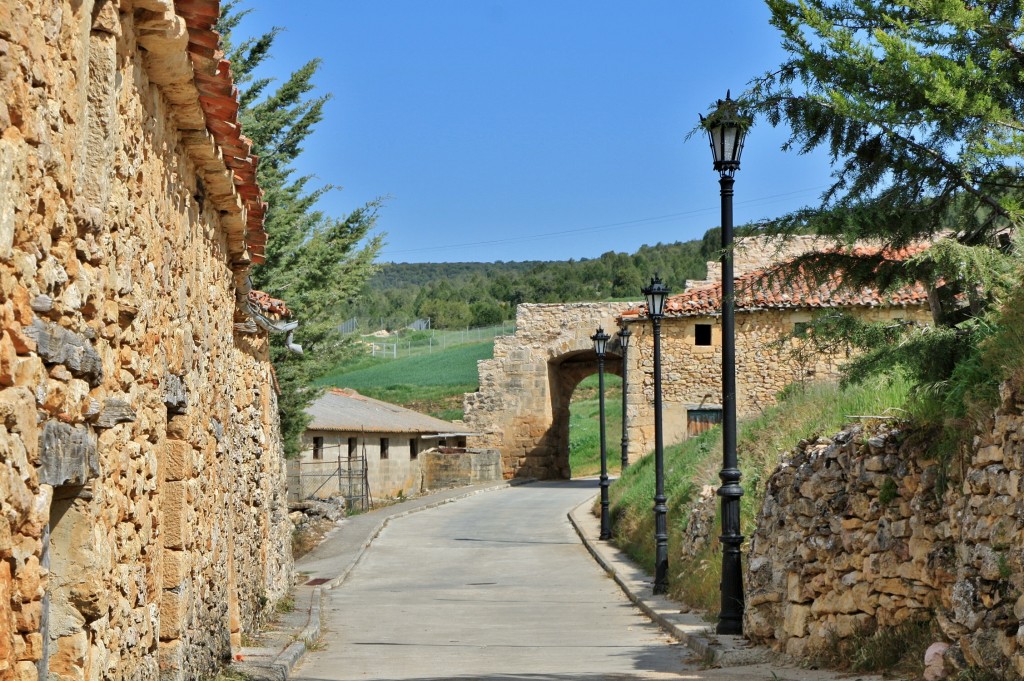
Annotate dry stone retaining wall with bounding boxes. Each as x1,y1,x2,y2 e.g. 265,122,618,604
0,2,292,679
745,382,1024,678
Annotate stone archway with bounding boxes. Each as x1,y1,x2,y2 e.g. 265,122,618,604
463,302,633,479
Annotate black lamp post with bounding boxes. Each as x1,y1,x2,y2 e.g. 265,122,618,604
617,324,632,471
641,276,669,595
702,90,748,636
592,326,612,540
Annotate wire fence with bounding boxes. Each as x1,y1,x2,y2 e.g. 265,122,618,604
364,323,517,360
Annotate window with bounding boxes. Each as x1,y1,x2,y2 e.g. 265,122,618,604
348,437,357,460
380,438,389,460
312,436,323,460
410,439,419,460
695,324,712,346
794,322,810,338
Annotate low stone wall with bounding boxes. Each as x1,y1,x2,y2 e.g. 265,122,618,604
421,449,502,491
746,381,1024,678
746,426,952,656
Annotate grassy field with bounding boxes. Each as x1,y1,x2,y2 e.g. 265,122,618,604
568,374,624,477
317,341,493,419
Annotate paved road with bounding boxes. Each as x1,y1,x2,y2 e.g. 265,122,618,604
293,480,692,680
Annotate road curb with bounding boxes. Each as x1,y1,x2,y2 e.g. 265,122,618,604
567,495,772,667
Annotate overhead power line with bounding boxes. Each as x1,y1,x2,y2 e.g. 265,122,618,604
378,184,828,258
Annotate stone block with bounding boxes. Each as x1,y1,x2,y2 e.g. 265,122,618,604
93,398,136,428
163,373,187,415
161,481,189,550
159,639,184,677
24,319,103,386
160,590,187,641
783,603,810,637
38,420,98,486
163,440,191,483
13,601,39,633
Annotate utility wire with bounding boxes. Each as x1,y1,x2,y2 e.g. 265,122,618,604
379,184,827,258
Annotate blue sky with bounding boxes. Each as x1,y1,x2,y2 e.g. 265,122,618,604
234,1,833,264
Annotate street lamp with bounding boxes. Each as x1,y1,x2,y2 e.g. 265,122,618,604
617,324,632,471
641,275,669,595
591,326,612,540
702,90,748,636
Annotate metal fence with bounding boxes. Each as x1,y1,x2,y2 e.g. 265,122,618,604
286,450,369,511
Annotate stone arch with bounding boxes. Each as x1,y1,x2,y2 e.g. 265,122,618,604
463,302,633,479
545,349,623,478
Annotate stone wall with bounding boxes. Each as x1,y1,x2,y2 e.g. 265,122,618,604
421,449,502,491
623,304,931,465
745,381,1024,678
0,2,292,679
463,302,633,479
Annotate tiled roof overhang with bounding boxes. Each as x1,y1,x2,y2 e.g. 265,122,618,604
136,0,266,269
622,245,932,319
175,0,266,264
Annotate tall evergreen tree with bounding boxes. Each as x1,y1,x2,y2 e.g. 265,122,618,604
739,0,1024,415
219,3,384,456
744,1,1021,302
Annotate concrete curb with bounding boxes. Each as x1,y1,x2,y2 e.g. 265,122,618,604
567,495,772,667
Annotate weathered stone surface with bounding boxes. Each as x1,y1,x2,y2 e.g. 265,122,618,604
24,319,102,387
93,398,136,428
38,420,98,487
163,373,187,415
0,2,293,677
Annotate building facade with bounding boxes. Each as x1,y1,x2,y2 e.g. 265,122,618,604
1,1,292,678
295,389,485,504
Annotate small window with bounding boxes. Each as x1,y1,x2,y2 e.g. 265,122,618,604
794,322,810,338
695,324,712,346
347,437,357,460
410,439,419,460
312,436,323,460
380,438,389,460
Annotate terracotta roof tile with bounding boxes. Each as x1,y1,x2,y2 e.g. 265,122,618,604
174,0,266,263
623,244,931,318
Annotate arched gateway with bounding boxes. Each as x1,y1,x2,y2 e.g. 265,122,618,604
462,302,637,479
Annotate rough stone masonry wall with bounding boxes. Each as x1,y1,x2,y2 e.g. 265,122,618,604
746,381,1024,678
0,2,292,680
624,304,931,460
464,302,633,479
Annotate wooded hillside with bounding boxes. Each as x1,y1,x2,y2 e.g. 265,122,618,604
346,233,722,329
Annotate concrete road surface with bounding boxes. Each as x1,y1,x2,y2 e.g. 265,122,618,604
291,481,873,681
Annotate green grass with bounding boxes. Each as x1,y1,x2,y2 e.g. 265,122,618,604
316,341,493,419
320,341,492,388
568,375,623,477
608,373,913,611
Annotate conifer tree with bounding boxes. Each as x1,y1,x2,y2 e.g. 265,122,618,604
219,3,384,455
739,0,1024,414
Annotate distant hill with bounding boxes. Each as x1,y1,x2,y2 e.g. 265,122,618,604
344,233,721,330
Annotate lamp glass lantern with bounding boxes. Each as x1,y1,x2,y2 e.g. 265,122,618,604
702,91,747,177
591,327,610,356
642,276,669,318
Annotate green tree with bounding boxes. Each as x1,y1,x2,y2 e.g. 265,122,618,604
743,0,1023,418
219,3,384,456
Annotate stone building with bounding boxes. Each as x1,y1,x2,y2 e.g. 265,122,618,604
464,239,932,479
1,1,292,679
292,388,495,504
619,241,933,457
